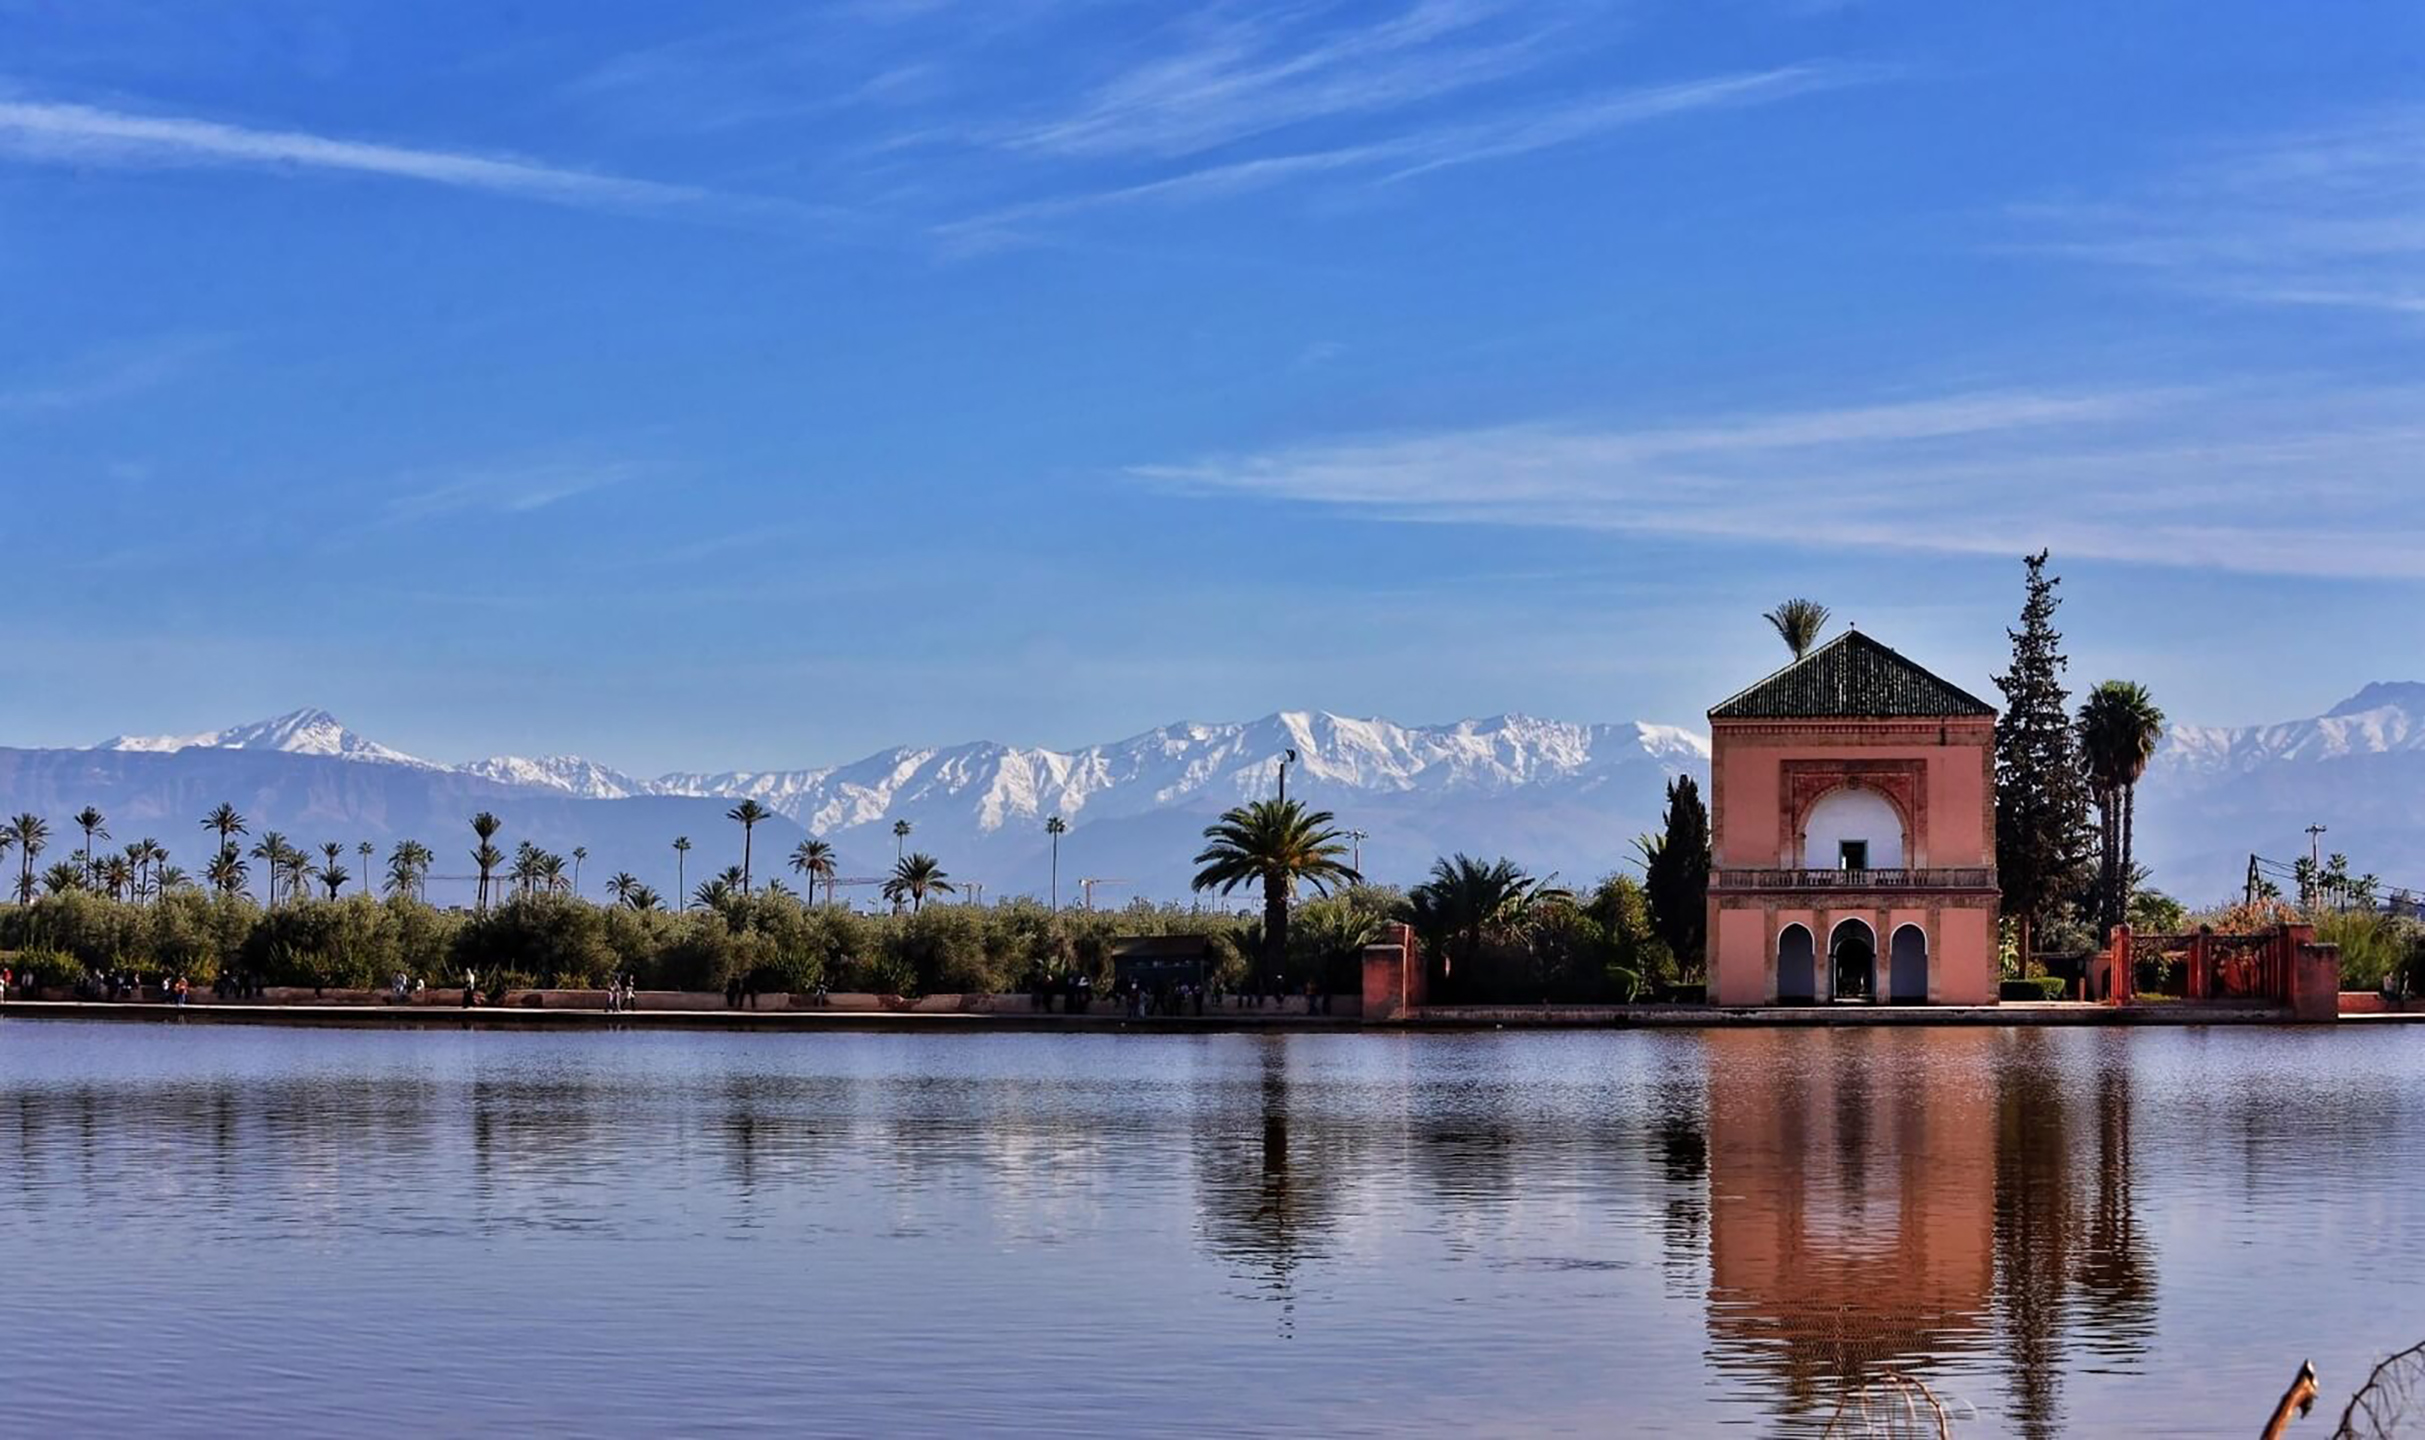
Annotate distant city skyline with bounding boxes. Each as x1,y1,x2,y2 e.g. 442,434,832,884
3,2,2418,773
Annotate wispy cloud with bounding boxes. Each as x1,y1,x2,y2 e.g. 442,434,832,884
0,98,720,214
939,64,1863,249
2016,108,2425,319
386,460,646,524
0,335,223,414
1132,384,2425,580
999,0,1549,161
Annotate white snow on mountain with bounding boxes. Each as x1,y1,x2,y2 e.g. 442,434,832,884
655,712,1713,834
457,755,665,801
98,707,440,769
68,684,2425,901
2154,683,2425,778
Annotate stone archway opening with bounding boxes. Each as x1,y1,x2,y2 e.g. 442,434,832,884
1890,924,1929,1004
1829,920,1876,1002
1778,924,1816,1004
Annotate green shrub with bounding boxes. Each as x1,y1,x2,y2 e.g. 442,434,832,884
3,948,84,986
2001,977,2069,1001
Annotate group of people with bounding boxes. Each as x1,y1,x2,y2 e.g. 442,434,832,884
214,970,268,1001
1121,980,1210,1019
604,975,642,1013
1028,972,1096,1014
64,969,195,1004
1022,970,1336,1018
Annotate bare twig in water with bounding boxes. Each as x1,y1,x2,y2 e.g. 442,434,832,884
2265,1360,2319,1439
1821,1372,1951,1439
2336,1341,2425,1439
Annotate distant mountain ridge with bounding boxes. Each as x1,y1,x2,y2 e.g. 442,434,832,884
45,684,2425,904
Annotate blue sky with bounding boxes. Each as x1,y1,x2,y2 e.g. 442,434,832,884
2,1,2419,772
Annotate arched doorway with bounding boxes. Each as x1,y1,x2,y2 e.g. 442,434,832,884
1777,924,1816,1003
1890,925,1929,1004
1829,920,1875,1002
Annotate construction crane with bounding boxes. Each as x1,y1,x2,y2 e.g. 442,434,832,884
1078,877,1129,910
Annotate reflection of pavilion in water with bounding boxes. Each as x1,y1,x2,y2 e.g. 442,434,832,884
1704,1030,1997,1418
1703,1030,2156,1437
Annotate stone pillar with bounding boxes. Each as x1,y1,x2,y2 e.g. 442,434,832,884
1361,922,1423,1023
2287,927,2338,1023
1873,908,1890,1004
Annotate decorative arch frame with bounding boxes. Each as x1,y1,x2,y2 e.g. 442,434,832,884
1781,759,1927,868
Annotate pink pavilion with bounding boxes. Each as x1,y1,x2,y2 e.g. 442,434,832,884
1704,632,2002,1006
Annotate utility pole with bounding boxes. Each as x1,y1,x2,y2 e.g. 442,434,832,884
2307,824,2328,872
2246,853,2259,909
1277,748,1298,804
1349,829,1368,876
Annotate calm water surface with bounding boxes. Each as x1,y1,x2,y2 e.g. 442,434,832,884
4,1021,2421,1436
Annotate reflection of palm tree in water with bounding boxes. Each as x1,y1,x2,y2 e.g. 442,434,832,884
1193,1040,1341,1334
2072,1063,2156,1352
1992,1032,2083,1440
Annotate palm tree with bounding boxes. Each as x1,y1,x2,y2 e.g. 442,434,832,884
471,842,504,907
99,852,134,901
73,806,108,885
790,838,837,906
535,851,568,896
1402,854,1570,980
202,804,248,893
358,841,375,895
471,812,502,910
892,818,912,861
319,862,349,900
883,853,954,913
1191,799,1359,991
2078,681,2166,937
694,874,738,913
1045,815,1067,911
727,800,771,893
673,836,692,911
280,848,313,904
321,841,344,885
386,840,432,901
510,841,544,899
5,814,50,903
156,864,191,894
627,883,663,912
1763,598,1832,661
129,839,164,901
606,871,641,905
571,846,588,894
250,831,290,906
205,844,248,896
42,861,83,896
0,831,11,901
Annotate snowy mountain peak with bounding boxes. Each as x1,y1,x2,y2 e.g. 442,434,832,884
2328,682,2425,719
459,754,663,801
99,707,437,768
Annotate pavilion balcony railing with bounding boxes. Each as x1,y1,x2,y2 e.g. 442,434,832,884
1711,867,1999,893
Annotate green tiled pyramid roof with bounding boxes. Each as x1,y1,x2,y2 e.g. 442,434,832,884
1709,631,1997,720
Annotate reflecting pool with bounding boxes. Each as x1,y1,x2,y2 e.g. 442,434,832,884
3,1021,2420,1435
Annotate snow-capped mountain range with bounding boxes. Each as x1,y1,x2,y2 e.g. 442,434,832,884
26,683,2425,903
96,706,1708,838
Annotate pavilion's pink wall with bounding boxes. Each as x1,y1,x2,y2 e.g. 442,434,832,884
1715,909,1770,1005
1711,722,1995,869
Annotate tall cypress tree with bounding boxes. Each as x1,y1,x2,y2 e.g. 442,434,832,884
1641,775,1711,979
1993,550,2092,966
